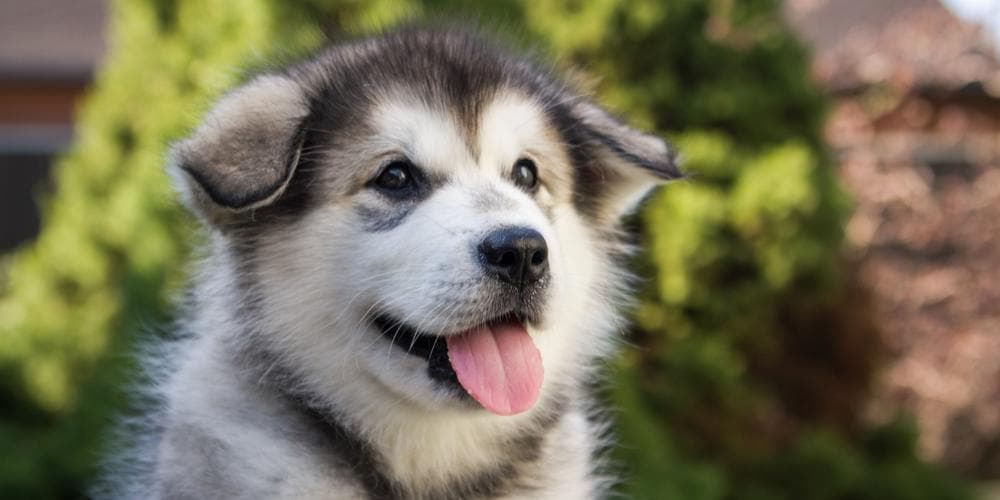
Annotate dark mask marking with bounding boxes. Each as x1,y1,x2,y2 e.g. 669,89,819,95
355,202,419,232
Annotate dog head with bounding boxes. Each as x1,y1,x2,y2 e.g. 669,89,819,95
171,30,679,418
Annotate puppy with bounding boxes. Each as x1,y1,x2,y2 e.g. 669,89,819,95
99,27,679,499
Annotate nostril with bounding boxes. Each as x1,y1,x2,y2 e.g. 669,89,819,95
497,250,517,268
530,248,546,266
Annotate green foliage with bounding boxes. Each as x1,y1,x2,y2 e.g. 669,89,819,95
0,0,973,498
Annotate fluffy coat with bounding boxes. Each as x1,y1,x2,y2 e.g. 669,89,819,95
97,28,679,500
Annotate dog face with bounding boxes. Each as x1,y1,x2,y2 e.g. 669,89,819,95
171,30,678,418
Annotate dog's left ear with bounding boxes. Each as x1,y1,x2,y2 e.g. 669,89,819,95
569,100,681,224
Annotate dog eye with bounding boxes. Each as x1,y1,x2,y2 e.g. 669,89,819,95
512,159,538,190
374,160,415,191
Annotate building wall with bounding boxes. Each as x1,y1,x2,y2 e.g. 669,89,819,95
829,91,1000,478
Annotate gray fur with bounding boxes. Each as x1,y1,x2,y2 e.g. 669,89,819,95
97,27,678,500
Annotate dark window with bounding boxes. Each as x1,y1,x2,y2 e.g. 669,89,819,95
0,152,53,251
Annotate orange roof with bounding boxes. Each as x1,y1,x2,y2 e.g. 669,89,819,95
786,0,1000,95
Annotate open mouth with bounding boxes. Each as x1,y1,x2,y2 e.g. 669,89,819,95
371,312,544,416
372,313,462,386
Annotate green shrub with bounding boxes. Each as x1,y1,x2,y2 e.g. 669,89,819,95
0,1,972,498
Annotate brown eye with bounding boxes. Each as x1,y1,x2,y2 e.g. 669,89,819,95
512,158,538,191
374,160,414,191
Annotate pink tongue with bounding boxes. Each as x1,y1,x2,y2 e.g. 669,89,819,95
446,321,543,416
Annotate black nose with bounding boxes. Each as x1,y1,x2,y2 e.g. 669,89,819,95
479,227,549,287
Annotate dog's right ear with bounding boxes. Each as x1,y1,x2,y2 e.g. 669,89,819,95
169,75,309,225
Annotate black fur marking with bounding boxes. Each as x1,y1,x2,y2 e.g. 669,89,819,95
585,127,682,180
283,384,567,500
293,398,403,500
355,203,420,232
545,101,607,221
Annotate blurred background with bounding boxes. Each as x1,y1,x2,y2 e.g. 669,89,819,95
0,0,998,498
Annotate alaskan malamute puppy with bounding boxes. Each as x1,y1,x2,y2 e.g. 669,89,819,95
100,28,679,499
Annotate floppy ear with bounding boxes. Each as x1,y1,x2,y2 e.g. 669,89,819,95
570,100,681,224
169,75,309,225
